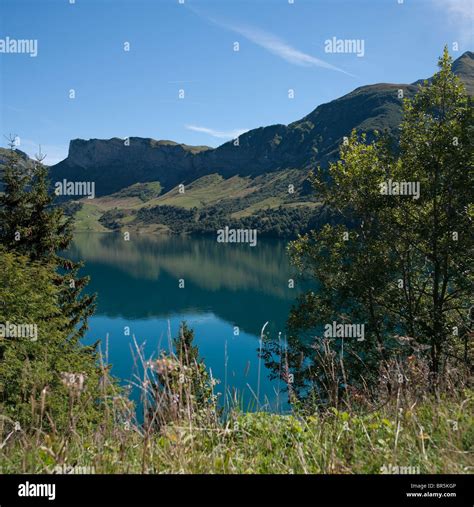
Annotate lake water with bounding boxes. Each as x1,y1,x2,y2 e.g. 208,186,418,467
68,233,302,415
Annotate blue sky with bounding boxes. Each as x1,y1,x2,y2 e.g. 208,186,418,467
0,0,472,164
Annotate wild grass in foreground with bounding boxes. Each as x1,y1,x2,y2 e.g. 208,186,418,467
1,327,472,475
1,391,472,474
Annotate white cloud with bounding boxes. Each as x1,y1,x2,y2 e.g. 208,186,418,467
437,0,473,18
432,0,474,45
226,23,354,76
192,7,355,77
185,124,248,139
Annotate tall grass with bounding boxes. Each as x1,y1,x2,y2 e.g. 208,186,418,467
0,329,472,475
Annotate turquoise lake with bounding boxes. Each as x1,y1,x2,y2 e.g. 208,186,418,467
68,233,303,415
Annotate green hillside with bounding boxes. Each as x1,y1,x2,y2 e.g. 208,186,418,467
72,170,319,236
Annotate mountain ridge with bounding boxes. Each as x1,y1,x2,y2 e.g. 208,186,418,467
2,52,472,236
51,51,473,199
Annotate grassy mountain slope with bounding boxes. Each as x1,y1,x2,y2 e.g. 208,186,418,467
73,170,316,233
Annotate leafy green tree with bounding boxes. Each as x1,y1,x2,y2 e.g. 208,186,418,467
265,49,473,404
393,47,473,379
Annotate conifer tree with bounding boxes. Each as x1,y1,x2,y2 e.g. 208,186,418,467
0,135,33,253
0,138,96,342
174,321,200,367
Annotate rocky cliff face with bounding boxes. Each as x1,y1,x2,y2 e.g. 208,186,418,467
56,138,211,197
50,52,473,198
67,138,210,169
